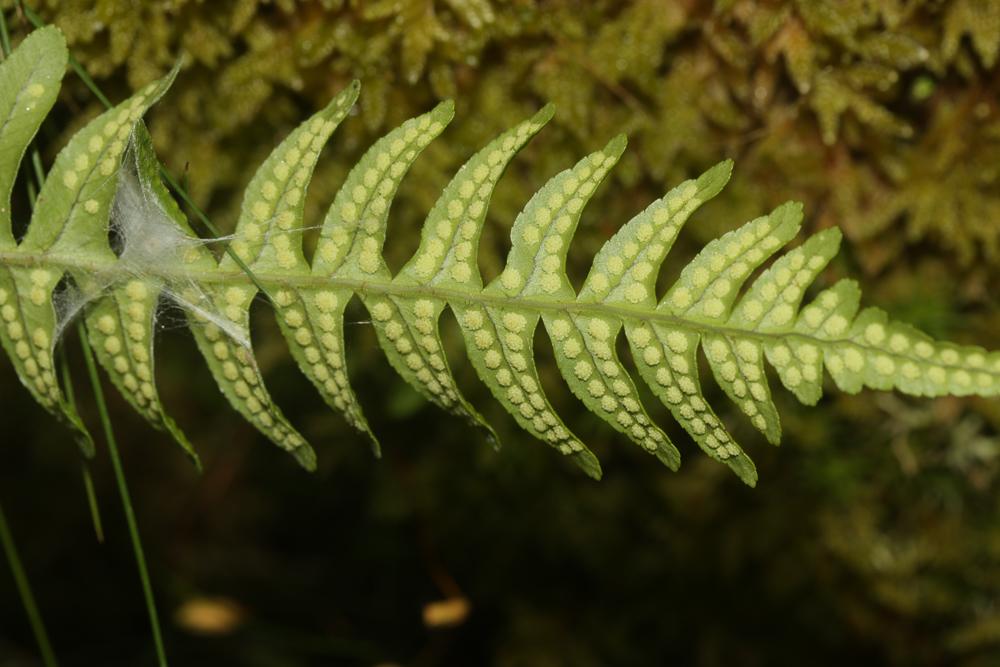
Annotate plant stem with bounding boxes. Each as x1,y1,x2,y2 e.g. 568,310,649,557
79,330,169,667
0,499,59,667
0,11,59,667
0,3,11,56
5,6,168,654
4,9,168,655
60,349,106,543
80,463,105,543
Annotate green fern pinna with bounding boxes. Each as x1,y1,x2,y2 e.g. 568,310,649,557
1,27,996,487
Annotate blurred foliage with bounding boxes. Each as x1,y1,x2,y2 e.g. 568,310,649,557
1,0,1000,665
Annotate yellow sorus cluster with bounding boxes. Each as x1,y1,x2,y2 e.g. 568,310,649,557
736,239,835,330
276,288,366,430
314,113,445,275
703,334,772,436
91,281,159,417
369,296,460,408
767,341,821,390
62,86,154,198
594,183,702,303
631,325,745,460
412,119,545,283
510,151,619,296
0,281,58,405
669,216,783,320
797,287,852,339
237,114,343,269
548,314,668,453
461,306,584,455
198,315,306,454
215,285,252,324
25,268,53,306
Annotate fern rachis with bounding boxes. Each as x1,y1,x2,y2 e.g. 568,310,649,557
1,26,998,487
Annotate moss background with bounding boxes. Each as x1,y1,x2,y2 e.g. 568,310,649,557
2,0,1000,665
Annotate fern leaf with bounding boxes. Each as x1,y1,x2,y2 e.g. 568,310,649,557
0,27,84,447
382,104,556,448
84,126,198,464
4,26,1000,486
539,136,679,473
313,99,453,455
0,27,64,241
1,28,176,456
184,82,363,470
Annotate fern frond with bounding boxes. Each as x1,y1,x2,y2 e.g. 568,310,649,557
2,26,999,486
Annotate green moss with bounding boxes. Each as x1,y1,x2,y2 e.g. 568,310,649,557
3,0,997,273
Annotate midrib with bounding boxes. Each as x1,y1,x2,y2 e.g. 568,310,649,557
0,246,995,377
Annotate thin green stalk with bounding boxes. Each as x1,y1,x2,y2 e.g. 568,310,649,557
12,0,107,541
0,499,59,667
19,2,274,302
5,8,167,657
60,349,105,543
79,330,169,667
0,4,11,57
30,150,45,192
0,10,58,667
79,464,105,543
25,173,36,204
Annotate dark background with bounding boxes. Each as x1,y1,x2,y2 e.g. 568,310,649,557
2,1,1000,665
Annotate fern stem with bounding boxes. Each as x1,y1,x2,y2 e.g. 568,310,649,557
0,498,59,667
78,329,169,667
59,349,105,543
79,462,105,543
29,149,45,192
0,246,989,385
0,6,11,57
25,171,36,204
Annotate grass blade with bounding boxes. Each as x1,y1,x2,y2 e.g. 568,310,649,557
79,328,169,667
0,498,59,667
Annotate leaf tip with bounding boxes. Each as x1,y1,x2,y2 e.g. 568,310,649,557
656,446,681,472
574,449,603,480
435,98,456,122
715,158,735,179
820,225,844,246
23,23,64,52
533,103,556,125
368,435,383,459
605,133,628,157
772,200,805,232
697,159,735,196
731,454,758,487
292,444,318,471
332,79,361,108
